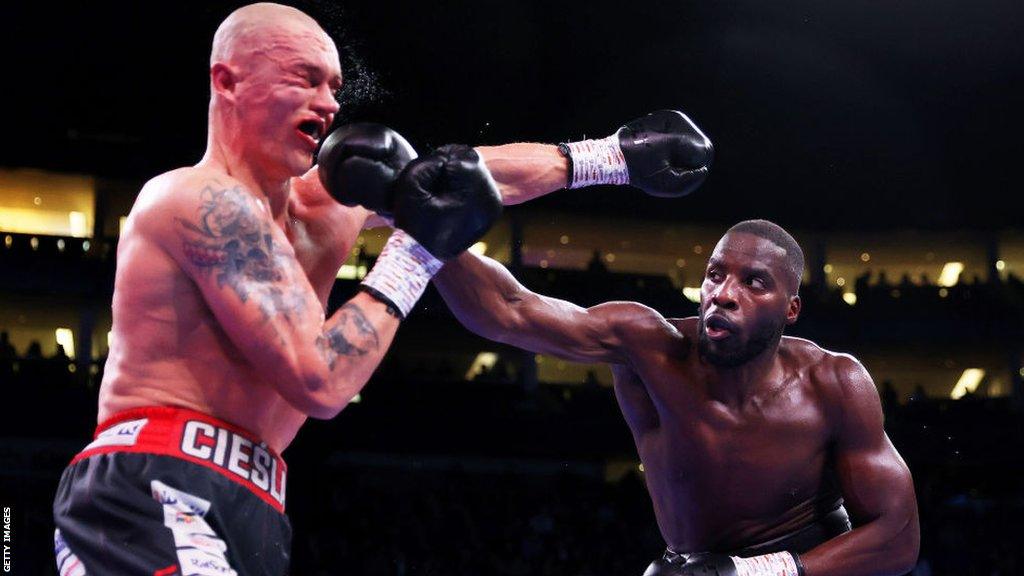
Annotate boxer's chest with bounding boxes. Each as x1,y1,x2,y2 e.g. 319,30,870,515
648,385,834,517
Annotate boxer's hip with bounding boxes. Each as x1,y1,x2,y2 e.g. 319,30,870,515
724,505,852,557
650,505,852,574
53,406,292,576
69,405,288,512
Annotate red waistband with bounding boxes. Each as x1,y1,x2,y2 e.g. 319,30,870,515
72,406,287,513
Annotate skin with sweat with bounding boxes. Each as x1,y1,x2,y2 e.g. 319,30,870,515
433,230,920,576
98,3,570,452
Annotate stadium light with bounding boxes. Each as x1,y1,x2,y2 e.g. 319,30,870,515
950,368,984,399
465,352,498,380
55,328,75,359
938,262,964,287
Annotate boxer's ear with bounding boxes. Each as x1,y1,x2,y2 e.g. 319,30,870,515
786,295,801,325
210,63,239,100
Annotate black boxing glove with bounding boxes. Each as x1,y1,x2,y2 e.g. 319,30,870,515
392,144,503,260
316,123,417,217
673,551,804,576
358,145,502,319
558,109,713,197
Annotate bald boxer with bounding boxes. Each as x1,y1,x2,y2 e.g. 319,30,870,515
51,3,713,574
434,220,919,576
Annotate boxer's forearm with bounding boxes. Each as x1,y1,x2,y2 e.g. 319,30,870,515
435,251,634,364
799,510,919,576
434,251,524,340
476,144,568,205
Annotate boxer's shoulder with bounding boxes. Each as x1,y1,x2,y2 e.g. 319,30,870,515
666,316,699,336
600,303,683,341
133,167,253,219
784,338,874,410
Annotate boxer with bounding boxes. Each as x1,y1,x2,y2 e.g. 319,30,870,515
434,220,920,576
51,2,713,574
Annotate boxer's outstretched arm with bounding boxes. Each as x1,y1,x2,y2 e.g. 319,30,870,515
475,144,568,205
355,145,565,230
434,251,672,364
800,356,920,576
143,172,398,420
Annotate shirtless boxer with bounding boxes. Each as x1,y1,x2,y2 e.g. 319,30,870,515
51,3,713,574
434,220,920,576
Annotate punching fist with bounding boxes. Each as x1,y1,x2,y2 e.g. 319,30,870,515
560,109,713,198
359,145,503,320
316,123,417,217
393,144,503,260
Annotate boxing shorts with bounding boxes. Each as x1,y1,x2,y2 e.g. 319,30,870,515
646,505,852,575
52,406,291,576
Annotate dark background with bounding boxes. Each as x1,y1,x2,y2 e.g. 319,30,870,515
3,1,1024,575
5,0,1023,229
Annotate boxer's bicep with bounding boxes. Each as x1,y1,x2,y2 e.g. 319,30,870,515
153,180,329,401
816,357,920,569
800,357,920,574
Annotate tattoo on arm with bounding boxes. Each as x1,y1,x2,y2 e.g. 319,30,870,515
316,303,381,370
176,183,307,320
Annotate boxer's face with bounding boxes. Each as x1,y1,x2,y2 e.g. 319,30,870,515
231,22,342,179
697,232,797,367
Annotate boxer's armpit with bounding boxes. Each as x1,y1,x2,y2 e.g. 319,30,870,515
316,303,380,371
175,182,309,321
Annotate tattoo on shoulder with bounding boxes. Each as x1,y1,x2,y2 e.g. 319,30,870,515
316,303,381,371
176,183,305,319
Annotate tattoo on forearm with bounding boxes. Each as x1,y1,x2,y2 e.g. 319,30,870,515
316,303,381,370
176,183,306,319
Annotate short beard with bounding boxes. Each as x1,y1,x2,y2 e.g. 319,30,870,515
697,315,785,368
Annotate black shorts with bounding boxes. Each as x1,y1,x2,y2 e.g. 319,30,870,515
53,407,292,576
646,505,852,575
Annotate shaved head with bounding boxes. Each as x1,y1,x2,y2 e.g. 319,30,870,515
205,2,342,181
724,219,804,294
211,3,334,67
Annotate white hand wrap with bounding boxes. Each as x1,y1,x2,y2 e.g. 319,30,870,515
731,552,802,576
361,229,443,319
563,134,630,188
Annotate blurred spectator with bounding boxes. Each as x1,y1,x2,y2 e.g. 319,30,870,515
881,379,899,418
0,330,15,359
877,270,891,288
52,343,69,361
587,250,609,274
25,339,43,359
909,384,929,403
0,330,15,381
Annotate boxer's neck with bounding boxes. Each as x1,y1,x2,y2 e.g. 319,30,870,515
201,133,291,219
703,346,783,409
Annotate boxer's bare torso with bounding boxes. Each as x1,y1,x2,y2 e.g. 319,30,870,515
610,317,844,552
435,229,918,573
98,166,366,451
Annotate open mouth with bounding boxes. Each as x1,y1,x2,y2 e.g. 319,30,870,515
704,314,737,340
297,119,323,144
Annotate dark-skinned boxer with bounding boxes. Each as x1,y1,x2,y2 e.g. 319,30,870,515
51,4,714,574
433,218,920,575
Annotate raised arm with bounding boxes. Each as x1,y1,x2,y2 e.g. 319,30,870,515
358,109,714,214
434,250,671,365
144,173,397,420
801,356,920,576
474,144,569,205
478,109,713,205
